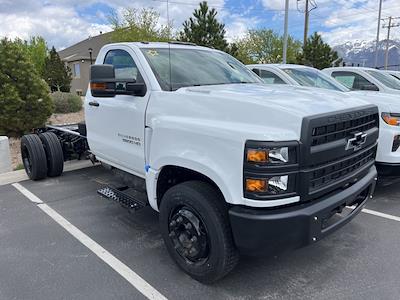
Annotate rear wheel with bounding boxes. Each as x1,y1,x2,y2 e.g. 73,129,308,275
21,134,48,180
39,132,64,177
159,181,239,283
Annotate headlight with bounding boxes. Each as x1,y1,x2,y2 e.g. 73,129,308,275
245,175,289,194
382,112,400,126
244,141,298,200
245,143,297,166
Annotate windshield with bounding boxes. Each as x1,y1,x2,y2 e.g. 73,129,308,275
365,70,400,90
389,73,400,81
141,48,262,91
282,68,348,92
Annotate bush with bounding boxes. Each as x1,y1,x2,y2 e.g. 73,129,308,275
51,92,82,113
0,38,53,137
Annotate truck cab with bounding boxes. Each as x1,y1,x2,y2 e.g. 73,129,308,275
22,42,379,283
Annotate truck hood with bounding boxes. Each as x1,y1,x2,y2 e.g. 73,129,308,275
182,83,369,116
349,90,400,113
169,83,372,141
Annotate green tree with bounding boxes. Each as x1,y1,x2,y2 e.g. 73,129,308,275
109,8,172,42
0,38,53,137
297,32,341,69
43,46,72,92
179,1,228,51
14,36,48,76
26,36,48,76
235,29,302,64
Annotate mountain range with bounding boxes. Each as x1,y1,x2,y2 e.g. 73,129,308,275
333,39,400,70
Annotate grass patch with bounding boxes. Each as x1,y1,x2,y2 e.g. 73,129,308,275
14,163,24,171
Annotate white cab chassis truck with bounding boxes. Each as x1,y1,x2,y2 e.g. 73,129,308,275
21,42,379,283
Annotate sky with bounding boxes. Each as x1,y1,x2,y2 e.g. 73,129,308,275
0,0,399,50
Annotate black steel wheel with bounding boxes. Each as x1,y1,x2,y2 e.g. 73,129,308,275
168,206,210,264
21,134,48,180
39,132,64,177
159,181,239,283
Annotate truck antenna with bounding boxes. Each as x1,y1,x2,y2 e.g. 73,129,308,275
167,0,172,91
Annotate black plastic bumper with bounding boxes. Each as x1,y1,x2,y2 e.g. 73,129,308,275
376,162,400,176
229,166,377,256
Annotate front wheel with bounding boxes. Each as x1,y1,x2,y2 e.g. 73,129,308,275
159,181,239,283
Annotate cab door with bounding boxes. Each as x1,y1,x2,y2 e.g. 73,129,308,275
85,46,149,176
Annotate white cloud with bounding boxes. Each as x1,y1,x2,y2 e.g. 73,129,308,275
261,0,400,45
0,4,112,49
225,15,260,41
0,0,235,49
319,0,400,45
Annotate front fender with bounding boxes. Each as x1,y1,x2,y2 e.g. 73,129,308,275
147,156,234,212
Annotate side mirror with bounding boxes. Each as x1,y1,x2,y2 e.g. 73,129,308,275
360,84,379,91
90,64,147,97
90,64,116,97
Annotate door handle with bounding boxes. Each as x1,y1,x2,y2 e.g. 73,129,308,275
89,101,99,107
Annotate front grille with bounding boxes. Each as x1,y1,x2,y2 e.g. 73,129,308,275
311,113,378,146
300,105,379,202
309,146,376,191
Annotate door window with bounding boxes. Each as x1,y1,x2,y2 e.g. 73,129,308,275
255,69,287,84
104,49,139,81
331,71,379,91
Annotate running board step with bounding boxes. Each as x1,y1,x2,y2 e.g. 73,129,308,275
97,186,148,211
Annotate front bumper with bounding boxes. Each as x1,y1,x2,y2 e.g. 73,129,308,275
376,162,400,176
229,166,377,256
376,125,400,164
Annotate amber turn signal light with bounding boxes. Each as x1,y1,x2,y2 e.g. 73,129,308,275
247,149,268,163
245,179,267,192
90,82,107,90
382,114,399,126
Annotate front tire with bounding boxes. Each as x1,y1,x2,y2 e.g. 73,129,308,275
159,181,239,283
21,134,48,180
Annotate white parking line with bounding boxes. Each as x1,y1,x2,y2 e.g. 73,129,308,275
348,204,400,223
12,183,168,300
362,208,400,222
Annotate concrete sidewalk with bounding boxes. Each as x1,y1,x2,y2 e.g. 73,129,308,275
0,160,96,186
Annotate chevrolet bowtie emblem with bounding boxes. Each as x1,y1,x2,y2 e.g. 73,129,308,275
346,132,367,151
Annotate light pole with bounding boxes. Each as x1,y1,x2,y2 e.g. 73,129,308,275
283,0,290,64
374,0,383,68
88,48,93,65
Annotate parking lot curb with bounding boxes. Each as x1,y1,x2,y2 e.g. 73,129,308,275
0,160,96,186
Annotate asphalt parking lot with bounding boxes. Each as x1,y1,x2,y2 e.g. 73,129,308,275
1,166,400,300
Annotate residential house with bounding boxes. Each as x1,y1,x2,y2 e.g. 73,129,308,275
58,32,112,95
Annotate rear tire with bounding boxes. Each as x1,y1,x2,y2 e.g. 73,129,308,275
159,181,239,283
39,132,64,177
21,134,48,180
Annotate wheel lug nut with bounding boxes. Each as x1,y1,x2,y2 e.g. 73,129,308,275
177,217,183,223
169,220,176,227
191,236,197,243
185,223,192,230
